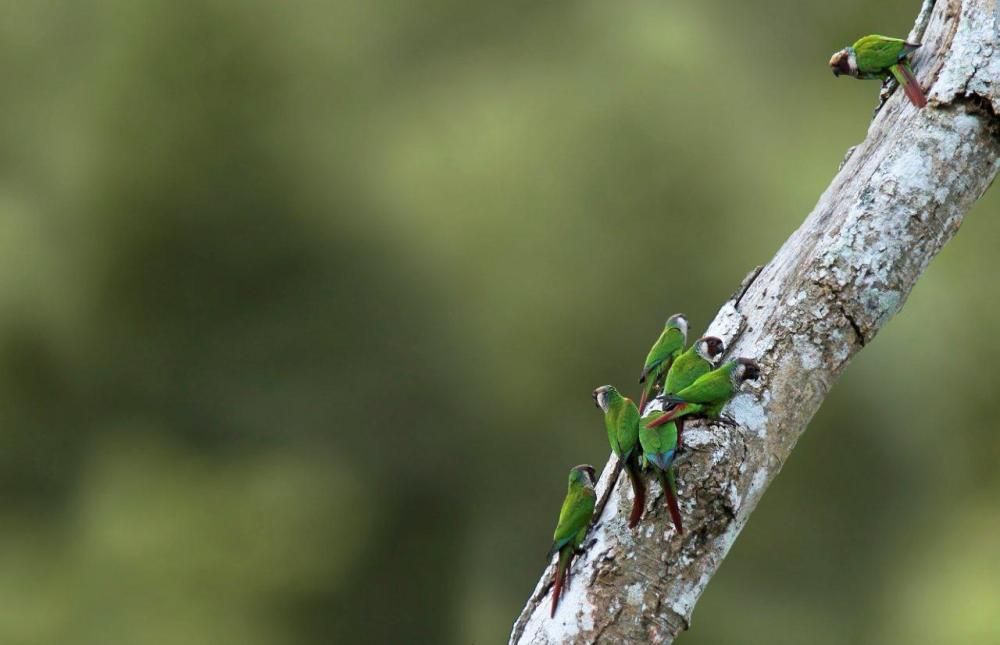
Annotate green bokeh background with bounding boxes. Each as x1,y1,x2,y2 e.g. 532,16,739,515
2,1,998,643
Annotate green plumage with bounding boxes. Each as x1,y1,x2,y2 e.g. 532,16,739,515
639,413,676,461
548,465,596,617
598,386,640,459
830,34,926,107
551,468,596,553
669,359,742,418
647,358,759,431
664,337,723,395
593,385,647,528
853,35,914,76
638,314,688,411
639,413,683,533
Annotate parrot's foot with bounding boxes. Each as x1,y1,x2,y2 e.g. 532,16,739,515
717,414,738,428
874,77,899,117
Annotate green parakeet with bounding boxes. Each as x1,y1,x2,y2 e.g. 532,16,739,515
647,358,761,428
592,384,646,528
663,336,725,449
829,35,926,107
664,336,726,395
639,413,683,534
547,464,597,618
637,314,688,413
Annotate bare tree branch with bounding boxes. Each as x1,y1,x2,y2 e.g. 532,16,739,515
511,1,1000,642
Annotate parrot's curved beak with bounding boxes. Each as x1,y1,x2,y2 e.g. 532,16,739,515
832,68,841,77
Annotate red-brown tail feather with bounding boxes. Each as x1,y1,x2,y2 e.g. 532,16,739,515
664,485,684,535
647,403,686,428
549,545,573,618
898,64,927,107
550,566,564,617
624,459,646,528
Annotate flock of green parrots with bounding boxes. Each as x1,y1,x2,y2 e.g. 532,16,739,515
546,314,759,617
544,33,927,619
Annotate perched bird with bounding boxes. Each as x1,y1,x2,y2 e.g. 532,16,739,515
548,464,597,618
638,314,688,413
829,35,927,108
593,385,645,528
663,336,726,449
664,336,726,395
647,358,761,428
639,414,683,535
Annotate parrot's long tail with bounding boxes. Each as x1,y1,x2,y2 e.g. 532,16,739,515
661,470,684,535
891,63,927,108
624,457,646,528
637,382,655,415
550,549,573,617
647,403,687,428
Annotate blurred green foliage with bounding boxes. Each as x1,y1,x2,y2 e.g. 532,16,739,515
0,0,997,643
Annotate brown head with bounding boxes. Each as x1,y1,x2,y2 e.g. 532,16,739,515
733,358,761,385
696,336,726,364
829,48,856,77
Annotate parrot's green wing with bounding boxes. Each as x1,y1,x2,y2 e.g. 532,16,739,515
616,399,641,456
639,414,660,455
551,485,596,551
640,327,685,382
673,364,734,404
640,414,678,472
855,35,910,72
664,346,713,394
604,410,621,456
663,347,695,394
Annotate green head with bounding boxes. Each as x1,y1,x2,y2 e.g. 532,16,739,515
568,464,597,489
695,336,726,363
729,358,761,387
592,384,622,412
665,313,689,338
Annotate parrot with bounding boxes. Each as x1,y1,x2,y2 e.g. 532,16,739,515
664,336,726,395
547,464,597,618
639,413,683,535
829,35,927,108
663,336,726,450
647,358,761,428
637,313,688,413
592,384,645,528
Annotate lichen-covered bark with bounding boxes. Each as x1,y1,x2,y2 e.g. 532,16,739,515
510,1,1000,642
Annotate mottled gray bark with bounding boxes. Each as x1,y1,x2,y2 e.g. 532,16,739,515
510,1,1000,642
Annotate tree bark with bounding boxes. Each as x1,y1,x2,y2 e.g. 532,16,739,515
510,1,1000,642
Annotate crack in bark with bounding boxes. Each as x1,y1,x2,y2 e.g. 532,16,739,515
590,457,622,530
732,265,764,308
840,305,866,347
912,0,938,43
